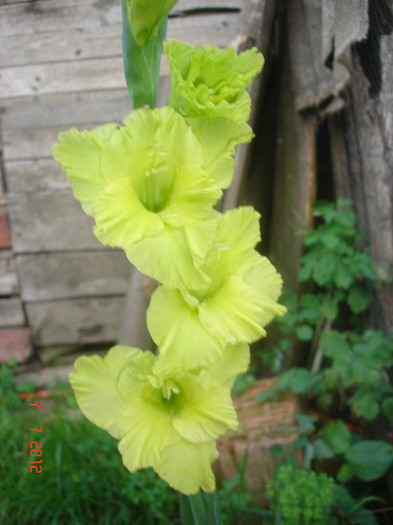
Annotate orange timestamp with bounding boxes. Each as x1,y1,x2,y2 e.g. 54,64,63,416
29,399,43,473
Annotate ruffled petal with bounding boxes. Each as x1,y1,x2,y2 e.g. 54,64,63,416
93,176,165,247
205,207,261,284
173,376,238,443
158,165,222,227
69,345,141,439
208,343,251,389
154,439,218,495
125,221,216,290
148,286,224,371
118,389,178,471
52,124,120,215
185,117,253,188
245,253,287,326
199,275,266,344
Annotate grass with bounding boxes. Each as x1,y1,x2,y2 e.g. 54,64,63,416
0,364,180,525
0,363,257,525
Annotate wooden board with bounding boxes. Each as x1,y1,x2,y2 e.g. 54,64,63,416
8,190,104,252
0,297,25,327
0,13,243,69
16,251,131,301
5,158,71,195
0,251,19,296
26,296,124,345
0,0,242,38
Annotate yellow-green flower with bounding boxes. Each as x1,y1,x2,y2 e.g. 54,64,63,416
165,39,264,122
148,207,287,371
69,343,249,494
53,106,231,289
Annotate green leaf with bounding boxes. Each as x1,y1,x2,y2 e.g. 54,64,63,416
334,264,353,289
296,414,317,435
336,208,356,227
347,285,370,313
337,463,354,483
312,439,335,460
276,368,314,395
382,397,393,421
322,420,351,455
295,324,314,341
344,441,393,481
349,391,379,421
320,332,351,361
269,444,285,458
314,256,336,286
255,388,276,402
320,297,338,320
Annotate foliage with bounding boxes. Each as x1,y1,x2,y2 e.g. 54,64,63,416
266,463,378,525
0,363,261,525
257,200,393,428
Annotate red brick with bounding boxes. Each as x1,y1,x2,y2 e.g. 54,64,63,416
0,329,33,363
0,215,11,249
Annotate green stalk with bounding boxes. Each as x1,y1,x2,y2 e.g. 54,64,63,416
121,0,166,109
179,491,223,525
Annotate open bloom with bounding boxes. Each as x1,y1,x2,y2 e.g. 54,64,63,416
165,39,264,123
148,207,287,370
53,107,234,289
69,343,249,494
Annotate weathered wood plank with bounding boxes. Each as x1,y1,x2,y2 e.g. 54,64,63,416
0,57,125,99
8,190,104,252
0,25,122,68
0,10,246,100
0,297,25,327
0,0,242,37
16,251,131,301
0,251,19,296
26,296,124,345
0,12,243,69
5,158,70,194
0,89,130,130
3,125,82,161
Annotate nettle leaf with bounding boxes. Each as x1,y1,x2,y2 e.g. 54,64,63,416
295,325,314,341
336,208,356,227
276,368,314,395
298,254,315,282
312,439,335,460
348,390,380,421
322,420,351,455
296,414,317,435
320,297,338,320
344,441,393,481
320,231,339,249
347,285,370,313
314,256,336,286
320,332,351,361
334,263,354,289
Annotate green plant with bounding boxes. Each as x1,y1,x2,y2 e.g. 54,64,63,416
266,463,379,525
257,200,393,426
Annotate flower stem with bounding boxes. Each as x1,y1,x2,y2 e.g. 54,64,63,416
179,491,223,525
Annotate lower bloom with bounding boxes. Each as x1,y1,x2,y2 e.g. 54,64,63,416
69,343,249,494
